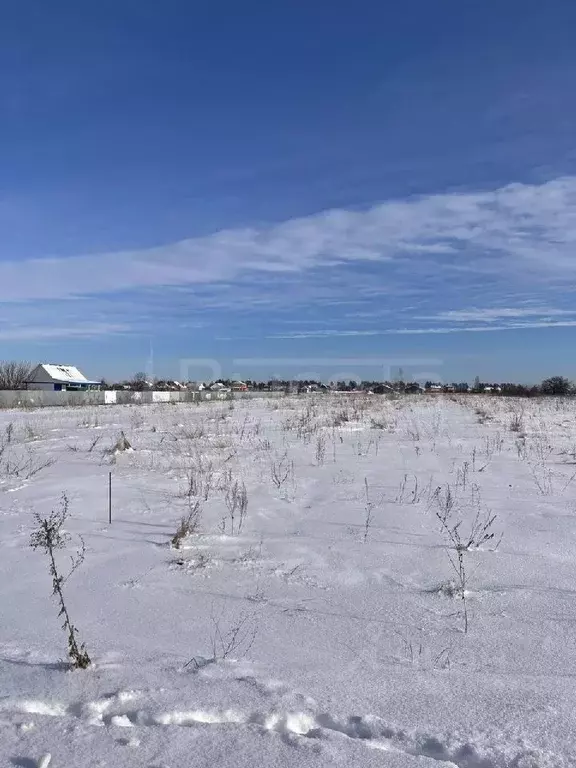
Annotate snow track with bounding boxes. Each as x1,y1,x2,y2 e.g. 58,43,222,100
0,688,562,767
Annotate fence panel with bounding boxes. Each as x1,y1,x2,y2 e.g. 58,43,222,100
0,389,234,409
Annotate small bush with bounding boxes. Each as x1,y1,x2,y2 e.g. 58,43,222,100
30,494,91,669
171,501,202,549
509,411,524,433
224,479,248,535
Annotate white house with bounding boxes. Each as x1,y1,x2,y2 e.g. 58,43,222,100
26,364,101,392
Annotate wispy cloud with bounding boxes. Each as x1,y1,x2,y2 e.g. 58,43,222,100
271,319,576,338
0,323,130,341
2,176,576,303
4,175,576,348
384,320,576,334
418,307,576,323
269,329,383,339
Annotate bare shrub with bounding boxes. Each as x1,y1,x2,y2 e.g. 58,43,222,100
515,437,528,460
394,630,452,670
270,451,293,490
315,434,326,465
24,451,57,479
432,484,498,552
509,410,524,433
363,477,375,542
431,484,499,634
455,461,470,490
332,409,350,427
173,550,211,571
176,422,206,441
24,423,41,442
0,360,32,389
87,435,102,453
529,435,554,463
475,408,492,424
78,413,100,429
185,610,258,670
528,462,576,496
30,494,91,669
224,479,248,535
0,443,56,480
181,454,214,501
4,422,14,444
235,539,263,565
395,473,433,504
171,501,202,549
0,426,56,483
246,580,266,603
483,434,504,460
237,414,250,442
209,610,257,662
405,421,421,441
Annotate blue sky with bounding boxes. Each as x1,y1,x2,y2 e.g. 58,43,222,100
2,0,576,383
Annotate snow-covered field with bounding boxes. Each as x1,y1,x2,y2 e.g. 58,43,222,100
1,394,576,767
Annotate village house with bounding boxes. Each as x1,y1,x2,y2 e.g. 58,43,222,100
25,364,101,392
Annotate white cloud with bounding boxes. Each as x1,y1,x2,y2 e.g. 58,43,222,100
269,329,383,339
0,323,130,341
271,318,576,339
384,320,576,334
419,307,576,323
3,175,576,302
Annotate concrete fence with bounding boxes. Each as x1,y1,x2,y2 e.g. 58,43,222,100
0,389,238,410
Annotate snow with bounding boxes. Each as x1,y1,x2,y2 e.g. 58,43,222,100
30,364,97,384
1,394,575,767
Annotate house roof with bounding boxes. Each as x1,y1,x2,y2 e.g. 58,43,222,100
29,364,100,385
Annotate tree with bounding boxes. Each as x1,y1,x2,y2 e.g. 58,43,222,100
0,361,33,390
131,372,148,391
541,376,572,396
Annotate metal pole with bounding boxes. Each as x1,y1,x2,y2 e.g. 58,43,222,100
108,471,112,524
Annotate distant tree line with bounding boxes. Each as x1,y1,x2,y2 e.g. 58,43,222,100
0,360,573,397
103,373,575,397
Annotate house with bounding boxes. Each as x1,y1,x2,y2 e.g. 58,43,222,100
405,382,423,394
231,381,248,392
155,380,186,391
26,364,101,392
209,381,231,392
